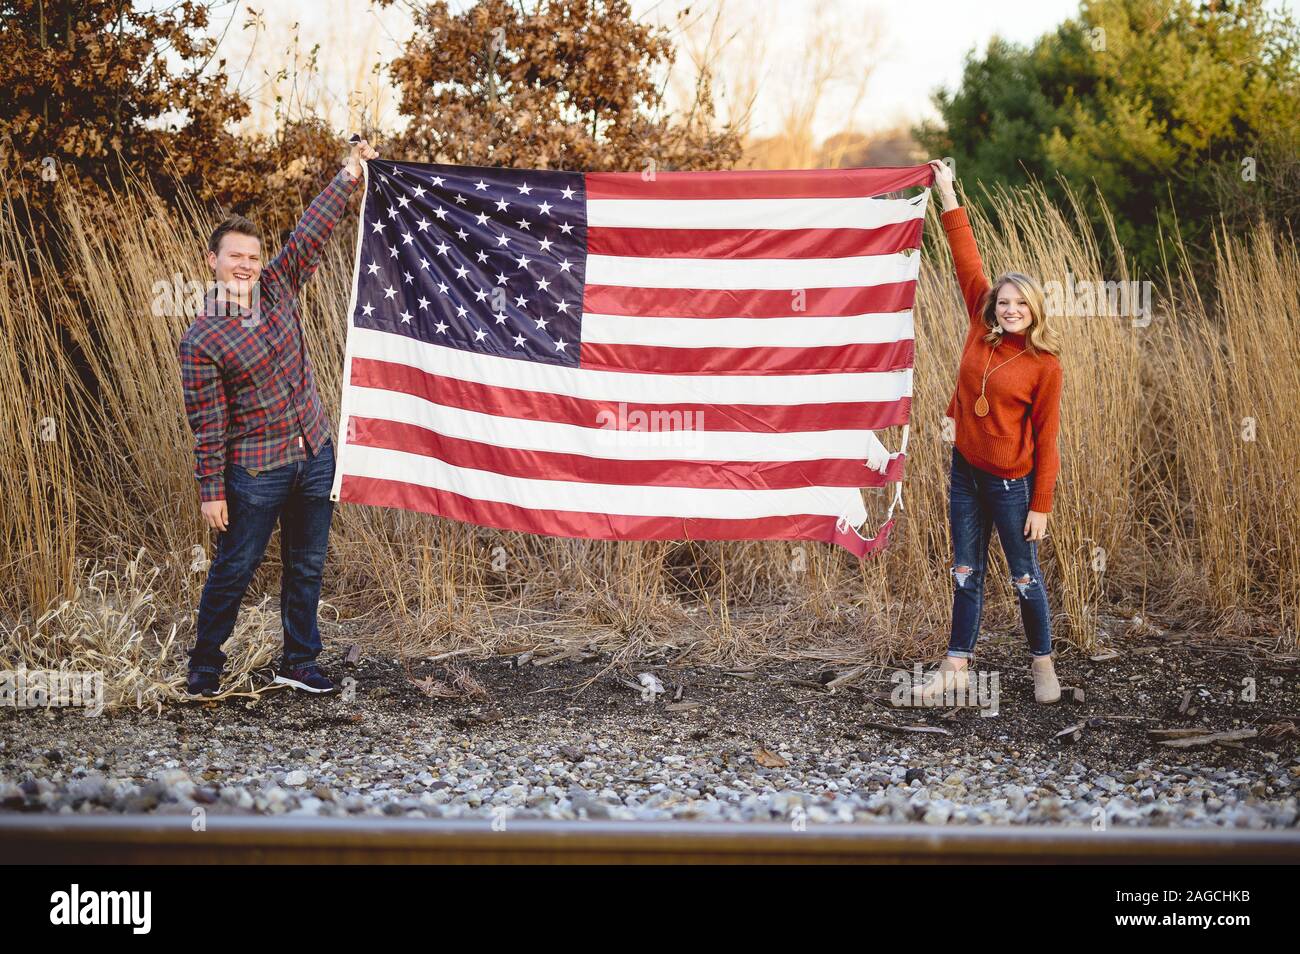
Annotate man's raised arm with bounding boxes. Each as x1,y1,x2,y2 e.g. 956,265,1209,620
262,138,379,297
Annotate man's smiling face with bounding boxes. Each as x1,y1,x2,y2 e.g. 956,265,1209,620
207,232,262,303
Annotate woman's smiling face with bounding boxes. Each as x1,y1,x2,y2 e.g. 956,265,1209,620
995,281,1032,334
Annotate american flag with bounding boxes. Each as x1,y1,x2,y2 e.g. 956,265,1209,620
329,159,932,557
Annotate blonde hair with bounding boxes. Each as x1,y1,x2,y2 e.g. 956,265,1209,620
979,271,1062,356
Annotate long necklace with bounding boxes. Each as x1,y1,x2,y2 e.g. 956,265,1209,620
973,341,1028,417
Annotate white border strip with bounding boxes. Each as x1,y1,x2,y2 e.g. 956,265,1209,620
330,159,372,502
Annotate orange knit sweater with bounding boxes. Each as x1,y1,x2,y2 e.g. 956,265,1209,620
941,205,1063,513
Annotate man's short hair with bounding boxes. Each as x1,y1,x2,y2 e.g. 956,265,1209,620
208,214,261,255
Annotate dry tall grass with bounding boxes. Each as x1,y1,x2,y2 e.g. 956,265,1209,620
1,163,1295,708
1143,219,1300,637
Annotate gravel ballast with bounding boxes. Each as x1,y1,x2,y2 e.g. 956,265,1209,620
2,634,1296,829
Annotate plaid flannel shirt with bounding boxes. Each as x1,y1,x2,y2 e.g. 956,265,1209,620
179,167,361,502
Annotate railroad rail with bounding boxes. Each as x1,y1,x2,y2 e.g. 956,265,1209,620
2,815,1297,863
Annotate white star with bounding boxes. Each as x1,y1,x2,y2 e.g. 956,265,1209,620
558,222,574,235
383,285,397,300
554,338,568,352
516,218,532,231
430,176,444,188
454,265,469,279
473,328,488,342
370,220,386,234
434,320,448,334
494,198,509,212
433,206,448,221
555,300,571,313
437,281,450,295
456,228,469,241
513,334,526,347
515,254,531,269
475,212,490,226
360,302,374,317
416,218,431,232
454,193,467,205
558,259,573,272
399,310,413,323
435,242,450,256
397,195,411,208
455,305,468,318
473,288,488,302
494,312,508,324
386,206,398,219
403,271,414,284
517,182,532,195
412,185,426,199
538,238,553,252
561,185,576,200
495,272,509,285
474,180,488,191
417,296,431,310
515,294,529,308
388,245,399,258
401,231,414,245
366,261,380,275
536,276,551,291
538,201,552,216
476,250,489,263
496,234,511,247
419,257,430,270
534,315,548,330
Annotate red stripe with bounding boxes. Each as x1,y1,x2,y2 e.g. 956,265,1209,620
580,339,914,375
340,474,894,557
351,357,910,431
587,221,922,259
349,416,908,488
582,281,917,318
584,166,934,200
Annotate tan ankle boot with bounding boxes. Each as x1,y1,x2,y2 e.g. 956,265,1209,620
1031,655,1061,704
910,661,970,705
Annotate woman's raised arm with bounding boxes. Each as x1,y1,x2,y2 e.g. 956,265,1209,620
927,159,991,325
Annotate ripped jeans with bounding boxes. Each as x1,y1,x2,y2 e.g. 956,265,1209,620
947,446,1052,658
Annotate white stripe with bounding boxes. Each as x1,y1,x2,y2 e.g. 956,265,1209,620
582,311,915,348
585,252,920,289
344,444,869,523
347,386,886,462
587,194,927,230
346,326,913,405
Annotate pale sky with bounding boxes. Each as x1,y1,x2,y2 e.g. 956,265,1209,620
635,0,1092,140
198,0,1298,145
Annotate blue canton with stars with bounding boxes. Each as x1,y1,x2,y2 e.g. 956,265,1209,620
352,159,588,367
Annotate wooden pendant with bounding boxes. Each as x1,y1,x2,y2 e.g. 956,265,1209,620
974,393,990,417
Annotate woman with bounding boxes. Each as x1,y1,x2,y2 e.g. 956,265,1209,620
913,158,1064,705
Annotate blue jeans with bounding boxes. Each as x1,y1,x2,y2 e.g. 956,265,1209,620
188,439,335,675
947,446,1052,659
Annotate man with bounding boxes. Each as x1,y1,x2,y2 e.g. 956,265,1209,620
180,137,379,698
